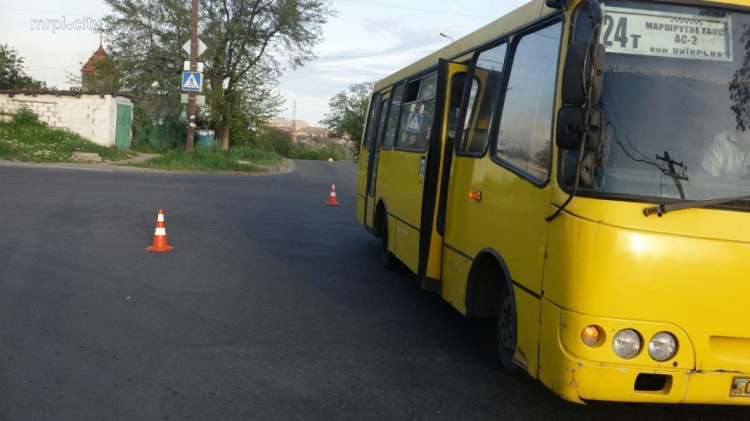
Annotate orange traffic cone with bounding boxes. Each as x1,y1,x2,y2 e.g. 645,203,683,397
326,182,339,206
146,208,174,252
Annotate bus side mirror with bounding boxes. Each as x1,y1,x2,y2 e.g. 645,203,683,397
557,107,603,150
562,43,606,105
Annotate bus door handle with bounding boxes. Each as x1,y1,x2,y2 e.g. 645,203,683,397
469,190,482,202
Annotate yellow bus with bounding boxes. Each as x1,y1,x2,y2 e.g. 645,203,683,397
356,0,750,405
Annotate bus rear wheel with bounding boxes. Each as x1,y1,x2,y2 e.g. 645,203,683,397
496,290,518,374
379,217,397,270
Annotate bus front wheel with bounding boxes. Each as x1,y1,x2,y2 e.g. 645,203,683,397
496,289,519,374
380,217,397,270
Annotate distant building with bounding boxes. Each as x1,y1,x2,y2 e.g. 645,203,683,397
0,90,133,149
81,45,109,91
298,126,329,138
269,118,329,142
270,118,309,133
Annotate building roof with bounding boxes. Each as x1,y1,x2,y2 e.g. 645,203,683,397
0,90,133,99
82,45,109,74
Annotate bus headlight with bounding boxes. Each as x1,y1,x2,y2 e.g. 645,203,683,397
612,329,641,359
648,332,678,362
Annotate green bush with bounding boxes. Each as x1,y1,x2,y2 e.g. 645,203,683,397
256,127,293,157
288,144,340,161
11,106,46,126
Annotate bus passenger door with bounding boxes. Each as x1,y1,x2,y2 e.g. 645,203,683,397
364,93,390,230
437,43,504,313
422,61,470,284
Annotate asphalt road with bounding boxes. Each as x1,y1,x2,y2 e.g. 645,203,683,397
0,160,748,420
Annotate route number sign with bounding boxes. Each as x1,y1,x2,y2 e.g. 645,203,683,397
601,6,732,62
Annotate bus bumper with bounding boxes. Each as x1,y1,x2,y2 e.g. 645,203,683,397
539,300,750,405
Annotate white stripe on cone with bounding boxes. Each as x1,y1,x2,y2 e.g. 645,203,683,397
154,227,167,236
157,214,165,222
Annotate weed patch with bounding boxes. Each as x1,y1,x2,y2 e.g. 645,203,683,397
127,147,284,173
0,121,131,163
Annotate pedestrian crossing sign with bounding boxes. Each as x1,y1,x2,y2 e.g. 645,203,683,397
406,113,423,133
181,71,203,92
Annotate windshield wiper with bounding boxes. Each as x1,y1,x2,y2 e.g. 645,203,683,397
643,195,750,217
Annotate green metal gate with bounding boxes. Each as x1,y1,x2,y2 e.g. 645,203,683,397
115,104,132,150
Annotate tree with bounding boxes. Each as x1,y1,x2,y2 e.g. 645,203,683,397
65,57,123,92
103,0,333,150
257,126,293,156
320,81,373,152
0,44,50,90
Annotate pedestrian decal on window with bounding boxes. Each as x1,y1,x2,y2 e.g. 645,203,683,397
406,113,423,133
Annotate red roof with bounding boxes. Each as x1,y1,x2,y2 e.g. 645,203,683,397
81,46,108,74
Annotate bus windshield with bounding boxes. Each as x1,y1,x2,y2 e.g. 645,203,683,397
567,1,750,203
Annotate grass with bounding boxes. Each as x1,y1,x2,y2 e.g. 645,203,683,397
126,146,285,173
0,121,132,163
132,140,168,154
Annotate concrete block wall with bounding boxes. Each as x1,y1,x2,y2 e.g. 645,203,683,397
0,93,133,147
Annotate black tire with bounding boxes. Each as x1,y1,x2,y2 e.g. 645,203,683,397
496,289,519,374
379,217,397,270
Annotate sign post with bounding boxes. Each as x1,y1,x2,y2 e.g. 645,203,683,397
185,0,200,153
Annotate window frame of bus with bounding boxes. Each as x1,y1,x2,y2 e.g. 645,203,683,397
454,40,509,159
488,17,565,188
381,82,405,150
393,70,439,153
362,91,382,150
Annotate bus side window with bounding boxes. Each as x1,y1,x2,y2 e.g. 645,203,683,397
382,84,405,149
363,92,381,149
494,22,562,182
458,43,507,156
447,73,467,142
395,72,438,152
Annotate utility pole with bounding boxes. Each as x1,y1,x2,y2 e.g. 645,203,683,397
186,0,199,153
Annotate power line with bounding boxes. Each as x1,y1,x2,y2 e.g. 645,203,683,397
336,0,493,19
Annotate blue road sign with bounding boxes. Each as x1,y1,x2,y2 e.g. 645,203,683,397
181,71,203,92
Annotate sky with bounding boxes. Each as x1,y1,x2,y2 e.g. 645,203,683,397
0,0,530,127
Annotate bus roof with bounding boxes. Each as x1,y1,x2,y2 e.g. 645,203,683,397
372,0,750,92
373,0,556,91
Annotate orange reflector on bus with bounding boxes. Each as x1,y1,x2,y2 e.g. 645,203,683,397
469,190,482,201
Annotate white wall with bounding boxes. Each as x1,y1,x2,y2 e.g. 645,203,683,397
0,93,133,147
